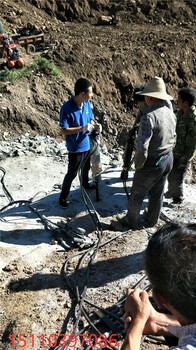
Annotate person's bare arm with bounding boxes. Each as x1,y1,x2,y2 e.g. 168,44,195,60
60,122,95,136
121,289,151,350
122,288,180,336
123,308,180,336
121,288,181,350
60,126,84,135
121,318,146,350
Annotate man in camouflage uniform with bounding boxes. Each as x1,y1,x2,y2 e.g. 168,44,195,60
167,87,196,204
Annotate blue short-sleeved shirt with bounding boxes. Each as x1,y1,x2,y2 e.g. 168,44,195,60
59,96,94,152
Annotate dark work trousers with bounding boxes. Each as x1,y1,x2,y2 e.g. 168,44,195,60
60,150,90,200
168,158,188,201
127,151,173,227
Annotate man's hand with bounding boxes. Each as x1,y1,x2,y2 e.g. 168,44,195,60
121,169,128,181
94,123,102,133
83,123,94,134
124,288,151,324
122,288,157,334
121,289,151,350
122,288,179,336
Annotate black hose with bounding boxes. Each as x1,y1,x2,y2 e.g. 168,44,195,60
123,179,129,200
0,166,14,202
0,199,31,213
78,139,102,231
1,151,165,350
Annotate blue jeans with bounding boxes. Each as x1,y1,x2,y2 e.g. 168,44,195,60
60,150,90,200
127,151,173,226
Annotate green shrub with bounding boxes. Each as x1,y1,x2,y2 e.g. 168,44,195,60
0,56,60,82
34,56,60,76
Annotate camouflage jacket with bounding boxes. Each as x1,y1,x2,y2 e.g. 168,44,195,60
173,106,196,168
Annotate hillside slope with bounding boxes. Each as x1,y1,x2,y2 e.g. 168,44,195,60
0,0,196,148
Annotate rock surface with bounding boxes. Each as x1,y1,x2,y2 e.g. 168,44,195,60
0,133,196,350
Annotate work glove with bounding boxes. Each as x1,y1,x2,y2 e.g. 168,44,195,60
83,123,94,134
120,169,128,181
94,123,102,133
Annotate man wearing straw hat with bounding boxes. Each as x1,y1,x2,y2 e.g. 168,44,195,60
117,76,176,229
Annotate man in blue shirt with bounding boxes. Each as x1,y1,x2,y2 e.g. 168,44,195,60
59,78,95,208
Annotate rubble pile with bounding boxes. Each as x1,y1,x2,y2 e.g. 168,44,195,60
0,132,123,168
0,133,67,161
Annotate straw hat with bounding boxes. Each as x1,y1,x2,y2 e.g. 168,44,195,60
135,76,173,100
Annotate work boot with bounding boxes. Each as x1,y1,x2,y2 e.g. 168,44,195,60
83,183,96,190
58,196,68,208
164,191,172,199
139,209,156,228
139,216,154,228
116,214,140,230
173,197,182,204
169,197,183,208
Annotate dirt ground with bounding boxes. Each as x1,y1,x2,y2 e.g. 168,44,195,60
0,0,196,148
0,146,195,350
0,1,196,350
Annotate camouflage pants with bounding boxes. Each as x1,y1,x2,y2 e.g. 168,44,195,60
168,158,188,201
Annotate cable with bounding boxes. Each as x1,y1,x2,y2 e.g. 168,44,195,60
0,166,14,202
0,199,32,213
1,153,164,350
145,334,167,344
58,244,102,349
123,179,129,200
80,305,118,350
61,228,146,350
78,138,102,232
62,228,132,292
160,211,173,223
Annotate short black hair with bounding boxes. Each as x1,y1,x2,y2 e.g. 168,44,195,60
144,222,196,321
74,78,92,96
178,87,196,107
